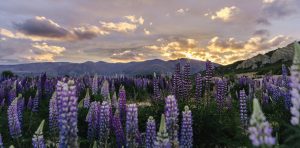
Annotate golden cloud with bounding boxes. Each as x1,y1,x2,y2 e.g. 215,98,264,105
210,6,239,21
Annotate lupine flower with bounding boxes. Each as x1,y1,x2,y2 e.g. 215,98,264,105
99,101,111,146
8,96,22,139
0,98,4,108
8,87,16,106
183,61,191,99
118,85,126,120
32,91,39,112
49,92,59,135
126,103,139,147
180,106,193,148
0,134,3,148
83,89,90,108
195,73,203,101
282,64,289,87
216,79,225,110
239,89,248,129
17,95,24,128
92,74,98,95
205,60,213,94
173,63,183,100
111,91,118,108
248,98,275,147
112,110,125,148
146,116,156,148
32,120,46,148
27,97,32,110
86,101,100,141
101,80,111,103
154,114,171,148
153,73,161,101
56,80,79,148
164,95,179,146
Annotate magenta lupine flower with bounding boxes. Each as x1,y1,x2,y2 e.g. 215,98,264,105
8,96,22,139
27,97,32,110
239,89,248,129
92,74,98,95
83,89,90,108
126,103,139,147
154,114,171,148
49,92,59,135
112,110,125,148
146,116,156,148
56,80,79,148
86,101,100,141
32,90,39,112
183,61,191,99
290,42,300,125
153,73,161,101
249,98,275,147
32,120,46,148
195,73,203,101
99,101,111,146
164,95,179,146
119,85,126,120
180,106,193,148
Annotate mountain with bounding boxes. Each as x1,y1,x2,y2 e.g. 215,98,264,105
216,41,298,75
0,58,219,76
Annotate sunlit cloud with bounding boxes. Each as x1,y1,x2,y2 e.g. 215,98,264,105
176,8,189,15
124,15,144,25
100,21,137,33
110,50,145,62
210,6,239,21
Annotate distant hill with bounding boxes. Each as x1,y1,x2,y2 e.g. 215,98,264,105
216,41,299,75
0,58,219,76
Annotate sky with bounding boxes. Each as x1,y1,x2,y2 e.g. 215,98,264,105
0,0,299,65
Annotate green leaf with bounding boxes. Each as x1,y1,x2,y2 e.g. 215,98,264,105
35,119,45,135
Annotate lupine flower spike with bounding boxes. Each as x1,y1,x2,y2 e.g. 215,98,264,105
154,114,171,148
180,106,193,148
146,116,156,148
32,120,46,148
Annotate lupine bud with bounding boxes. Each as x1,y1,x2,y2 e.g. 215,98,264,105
8,96,22,139
126,104,139,147
154,114,171,148
32,120,46,148
180,106,193,148
239,89,248,129
290,42,300,125
83,89,90,108
164,95,179,147
146,116,156,148
248,98,275,147
111,91,118,108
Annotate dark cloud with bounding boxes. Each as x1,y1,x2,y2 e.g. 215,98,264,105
14,16,69,38
256,18,271,25
262,0,297,18
253,29,270,37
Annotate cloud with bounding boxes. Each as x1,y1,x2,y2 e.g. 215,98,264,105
256,18,271,25
176,8,189,15
110,50,145,62
32,42,65,54
27,42,66,62
210,6,239,21
124,15,144,25
7,16,109,41
144,28,150,35
253,29,270,37
100,21,137,33
262,0,297,18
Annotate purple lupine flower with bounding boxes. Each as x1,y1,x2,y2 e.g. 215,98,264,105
239,89,248,129
56,80,79,147
83,89,90,108
216,79,225,110
183,61,191,99
195,73,203,101
153,73,161,101
8,86,16,106
49,92,59,135
112,110,125,148
86,101,100,141
99,101,111,146
0,98,5,108
154,114,171,148
146,116,156,148
290,42,300,125
180,106,193,148
17,95,24,127
92,74,98,95
32,90,39,112
248,98,275,147
282,64,289,87
205,60,213,96
164,95,179,147
101,80,110,103
32,120,46,148
172,63,183,100
118,85,126,120
8,96,22,139
126,103,139,147
27,97,32,110
0,134,3,148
